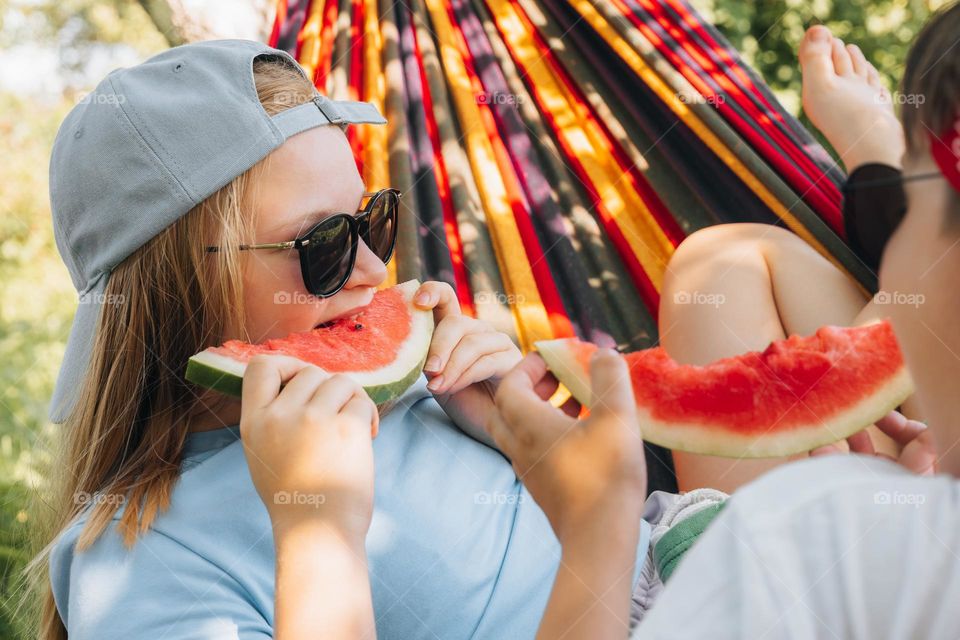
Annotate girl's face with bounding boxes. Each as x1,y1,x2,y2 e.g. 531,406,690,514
226,125,388,343
879,148,960,416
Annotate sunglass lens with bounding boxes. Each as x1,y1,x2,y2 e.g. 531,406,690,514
364,191,397,264
301,216,356,296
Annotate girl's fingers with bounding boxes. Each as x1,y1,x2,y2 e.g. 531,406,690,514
493,354,573,438
560,396,581,418
810,443,844,456
307,374,367,416
340,393,380,439
276,365,330,406
443,349,523,396
874,410,929,447
414,281,461,323
899,429,938,476
424,315,492,377
845,429,875,455
432,332,519,393
532,371,560,401
242,355,315,411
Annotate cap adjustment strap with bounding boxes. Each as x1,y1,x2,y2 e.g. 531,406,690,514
272,94,386,140
313,95,344,125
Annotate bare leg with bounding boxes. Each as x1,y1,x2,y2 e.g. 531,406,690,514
660,223,900,492
660,25,916,493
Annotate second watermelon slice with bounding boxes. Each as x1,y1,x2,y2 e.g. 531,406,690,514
536,321,914,458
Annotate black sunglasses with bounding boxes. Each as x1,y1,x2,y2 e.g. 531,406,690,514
206,188,401,297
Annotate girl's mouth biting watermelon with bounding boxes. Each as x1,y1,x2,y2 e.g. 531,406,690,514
187,280,435,403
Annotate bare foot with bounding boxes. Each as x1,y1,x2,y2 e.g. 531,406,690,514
799,25,905,170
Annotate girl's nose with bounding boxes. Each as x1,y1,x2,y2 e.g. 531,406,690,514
346,239,388,289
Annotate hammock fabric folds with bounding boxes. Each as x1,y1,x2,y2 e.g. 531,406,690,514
268,0,871,491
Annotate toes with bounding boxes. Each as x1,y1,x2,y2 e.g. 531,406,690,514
831,37,855,76
846,43,870,78
799,25,835,78
866,65,882,89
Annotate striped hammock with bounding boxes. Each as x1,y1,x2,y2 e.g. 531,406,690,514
268,0,868,488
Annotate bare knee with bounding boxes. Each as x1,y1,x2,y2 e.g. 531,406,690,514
665,223,770,287
674,223,799,259
666,223,814,285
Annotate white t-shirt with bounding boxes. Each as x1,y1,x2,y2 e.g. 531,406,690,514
633,455,960,640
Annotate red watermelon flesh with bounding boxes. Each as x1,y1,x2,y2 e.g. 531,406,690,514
536,321,914,458
186,280,434,403
211,285,410,372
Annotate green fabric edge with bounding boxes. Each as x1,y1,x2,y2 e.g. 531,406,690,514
653,501,726,583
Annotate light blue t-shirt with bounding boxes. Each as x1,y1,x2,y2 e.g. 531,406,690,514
50,376,650,639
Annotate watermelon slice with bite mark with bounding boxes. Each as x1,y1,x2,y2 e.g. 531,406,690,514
536,321,914,458
186,280,434,404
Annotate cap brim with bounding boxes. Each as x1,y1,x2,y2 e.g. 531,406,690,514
49,277,108,423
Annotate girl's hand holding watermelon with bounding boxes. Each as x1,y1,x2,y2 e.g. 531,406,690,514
413,281,523,446
486,349,647,638
239,353,379,540
239,354,379,640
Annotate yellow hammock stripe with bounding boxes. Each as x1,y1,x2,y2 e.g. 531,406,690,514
361,0,395,287
296,0,327,80
483,0,674,290
570,0,855,284
422,0,553,350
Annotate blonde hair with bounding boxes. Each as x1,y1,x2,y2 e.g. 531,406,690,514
25,55,318,639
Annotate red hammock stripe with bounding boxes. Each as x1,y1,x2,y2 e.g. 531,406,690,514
314,0,339,90
621,0,845,233
444,0,575,338
483,0,662,314
409,1,476,315
268,0,286,47
516,0,686,249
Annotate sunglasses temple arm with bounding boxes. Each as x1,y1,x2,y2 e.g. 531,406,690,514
843,171,944,191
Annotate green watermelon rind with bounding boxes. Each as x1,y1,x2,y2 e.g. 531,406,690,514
185,280,434,404
535,335,915,459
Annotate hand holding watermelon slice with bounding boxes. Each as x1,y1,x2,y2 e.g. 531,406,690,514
238,354,380,540
536,320,915,458
412,280,523,447
810,409,937,475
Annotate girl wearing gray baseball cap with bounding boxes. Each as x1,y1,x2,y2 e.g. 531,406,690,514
30,40,652,639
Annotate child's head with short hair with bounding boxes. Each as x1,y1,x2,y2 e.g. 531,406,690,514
880,1,960,450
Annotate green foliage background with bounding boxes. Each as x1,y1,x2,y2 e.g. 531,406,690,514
0,0,944,636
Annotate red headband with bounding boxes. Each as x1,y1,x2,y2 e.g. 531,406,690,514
930,114,960,194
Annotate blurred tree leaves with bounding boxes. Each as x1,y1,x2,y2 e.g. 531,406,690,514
690,0,944,160
0,3,165,636
0,0,168,89
0,1,166,485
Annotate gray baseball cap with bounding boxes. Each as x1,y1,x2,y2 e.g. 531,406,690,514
48,39,386,423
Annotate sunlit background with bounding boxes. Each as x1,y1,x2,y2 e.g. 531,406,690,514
0,0,946,635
